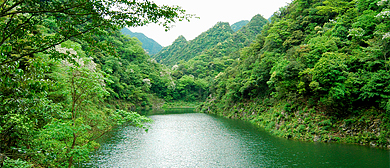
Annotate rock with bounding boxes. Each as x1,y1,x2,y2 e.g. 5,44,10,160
370,141,376,147
275,124,280,130
314,135,321,142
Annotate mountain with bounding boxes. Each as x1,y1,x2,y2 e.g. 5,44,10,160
153,22,234,66
231,20,249,32
121,27,162,55
204,14,268,58
152,35,188,64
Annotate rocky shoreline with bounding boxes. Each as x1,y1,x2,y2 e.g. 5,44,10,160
201,98,390,149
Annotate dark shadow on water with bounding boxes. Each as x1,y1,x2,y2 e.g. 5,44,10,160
139,108,197,116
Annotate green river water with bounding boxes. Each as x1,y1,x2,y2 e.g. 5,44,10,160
84,108,389,167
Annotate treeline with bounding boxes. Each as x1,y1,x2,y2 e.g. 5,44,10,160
200,0,390,147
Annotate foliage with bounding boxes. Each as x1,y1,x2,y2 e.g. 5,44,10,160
200,0,390,147
153,14,269,103
153,21,235,66
0,0,192,166
0,0,193,67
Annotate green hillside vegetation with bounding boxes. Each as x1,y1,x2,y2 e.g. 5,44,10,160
121,27,163,55
0,0,192,166
200,0,390,148
153,22,234,66
152,35,188,65
231,20,250,32
204,14,269,59
84,30,173,109
154,15,268,67
153,15,269,103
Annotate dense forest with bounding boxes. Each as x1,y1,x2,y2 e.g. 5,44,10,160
151,14,268,102
0,0,193,167
1,0,390,167
200,0,390,148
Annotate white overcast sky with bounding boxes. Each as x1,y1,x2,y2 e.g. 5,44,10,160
129,0,292,47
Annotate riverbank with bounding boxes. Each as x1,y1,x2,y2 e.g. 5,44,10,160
200,97,390,149
86,108,390,167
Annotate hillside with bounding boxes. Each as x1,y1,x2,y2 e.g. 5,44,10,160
231,20,250,32
153,15,268,67
200,0,390,148
204,14,269,59
152,35,188,65
152,14,269,103
121,27,163,55
152,22,234,66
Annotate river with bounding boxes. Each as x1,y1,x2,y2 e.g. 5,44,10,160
84,108,389,167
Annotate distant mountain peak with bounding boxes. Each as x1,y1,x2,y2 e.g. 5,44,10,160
120,27,162,55
174,35,187,43
231,20,250,32
152,14,268,66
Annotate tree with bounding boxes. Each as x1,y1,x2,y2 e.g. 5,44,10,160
29,42,151,167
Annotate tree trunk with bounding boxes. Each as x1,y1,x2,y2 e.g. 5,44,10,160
68,133,77,168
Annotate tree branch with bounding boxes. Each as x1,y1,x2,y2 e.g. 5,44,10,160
0,0,23,17
1,14,35,46
82,126,113,146
0,0,9,12
0,2,89,17
0,26,99,66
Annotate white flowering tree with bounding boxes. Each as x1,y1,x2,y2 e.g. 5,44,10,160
375,0,390,112
376,0,390,40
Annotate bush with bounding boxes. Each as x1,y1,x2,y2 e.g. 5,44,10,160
3,158,32,168
318,119,332,126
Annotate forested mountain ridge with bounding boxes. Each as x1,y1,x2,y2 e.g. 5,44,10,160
153,14,268,67
153,22,234,66
231,20,249,32
152,14,269,103
152,35,188,65
204,14,269,59
200,0,390,148
121,27,163,55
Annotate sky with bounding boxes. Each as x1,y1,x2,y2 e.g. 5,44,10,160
129,0,293,47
